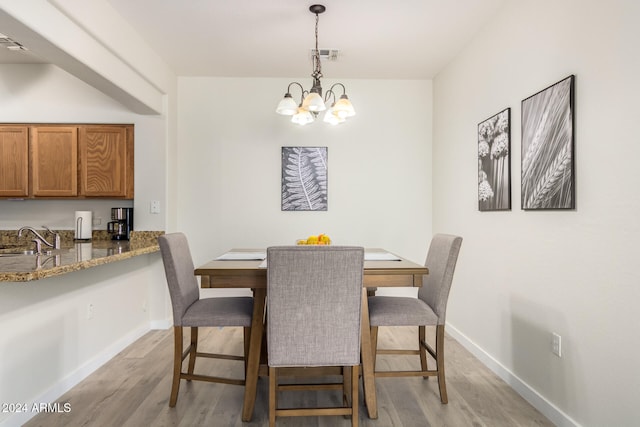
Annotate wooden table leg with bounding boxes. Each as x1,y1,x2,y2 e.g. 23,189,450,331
242,287,266,422
360,288,378,419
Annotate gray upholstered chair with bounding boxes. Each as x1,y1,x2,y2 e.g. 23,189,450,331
267,246,364,427
368,234,462,404
158,233,254,407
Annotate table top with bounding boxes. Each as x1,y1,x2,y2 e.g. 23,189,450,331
195,248,428,288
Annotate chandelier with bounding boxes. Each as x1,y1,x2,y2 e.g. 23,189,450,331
275,4,356,126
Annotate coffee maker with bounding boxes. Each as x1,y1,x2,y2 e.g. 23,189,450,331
107,207,133,240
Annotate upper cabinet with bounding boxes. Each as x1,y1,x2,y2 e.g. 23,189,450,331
31,126,78,197
0,124,134,200
79,125,134,199
0,126,29,197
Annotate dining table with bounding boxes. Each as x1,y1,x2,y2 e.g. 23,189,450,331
194,247,428,421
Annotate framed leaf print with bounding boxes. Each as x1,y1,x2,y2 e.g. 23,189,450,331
521,75,575,210
478,108,511,211
281,146,328,211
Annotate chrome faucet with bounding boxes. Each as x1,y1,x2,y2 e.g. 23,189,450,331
17,226,61,254
42,226,61,249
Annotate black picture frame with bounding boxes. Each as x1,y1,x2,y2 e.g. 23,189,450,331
478,108,511,211
521,75,575,210
281,146,328,211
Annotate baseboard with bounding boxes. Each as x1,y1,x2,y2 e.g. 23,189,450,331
1,323,150,427
149,318,172,330
446,323,580,427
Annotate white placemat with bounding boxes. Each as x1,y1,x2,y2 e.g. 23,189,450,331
216,251,266,261
364,252,401,261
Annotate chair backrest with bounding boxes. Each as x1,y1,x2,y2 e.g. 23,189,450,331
158,233,200,326
417,234,463,325
267,246,364,367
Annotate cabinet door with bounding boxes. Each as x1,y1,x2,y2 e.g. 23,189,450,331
0,126,29,197
30,126,78,197
79,125,133,198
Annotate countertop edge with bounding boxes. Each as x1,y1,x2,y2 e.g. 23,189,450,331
0,230,164,283
0,244,160,283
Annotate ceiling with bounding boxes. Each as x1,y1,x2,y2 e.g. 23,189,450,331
0,0,507,80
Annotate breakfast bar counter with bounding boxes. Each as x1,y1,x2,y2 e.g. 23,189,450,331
0,230,163,282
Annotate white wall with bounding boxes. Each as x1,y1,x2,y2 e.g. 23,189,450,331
432,1,640,426
177,77,433,296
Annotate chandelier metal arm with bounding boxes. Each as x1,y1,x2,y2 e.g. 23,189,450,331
286,81,309,104
328,83,347,94
324,90,336,105
324,83,347,103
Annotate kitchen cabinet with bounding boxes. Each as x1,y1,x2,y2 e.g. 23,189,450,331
0,123,134,200
0,126,29,197
79,125,134,198
30,126,78,197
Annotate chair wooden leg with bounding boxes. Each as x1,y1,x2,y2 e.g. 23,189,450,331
187,327,198,377
243,327,251,375
342,365,359,424
370,326,379,371
435,325,448,404
169,326,183,407
343,366,352,408
269,367,277,427
351,364,359,427
419,325,429,378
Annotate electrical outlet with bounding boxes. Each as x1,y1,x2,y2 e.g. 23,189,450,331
87,303,94,320
552,332,562,357
150,200,160,214
142,300,147,313
92,217,102,226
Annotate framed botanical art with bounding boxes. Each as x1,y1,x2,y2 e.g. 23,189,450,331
478,108,511,211
281,146,328,211
521,75,575,210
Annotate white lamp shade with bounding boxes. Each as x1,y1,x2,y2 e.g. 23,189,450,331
291,107,314,125
276,95,298,115
323,107,345,125
333,95,356,118
302,92,327,112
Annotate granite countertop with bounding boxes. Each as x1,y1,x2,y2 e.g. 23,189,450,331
0,230,164,282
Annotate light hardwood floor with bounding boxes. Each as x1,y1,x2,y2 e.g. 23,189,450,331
25,326,554,427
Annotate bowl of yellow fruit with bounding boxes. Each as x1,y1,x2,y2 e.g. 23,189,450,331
297,234,331,245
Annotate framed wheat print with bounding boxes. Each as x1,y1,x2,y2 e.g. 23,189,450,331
281,146,328,211
478,108,511,211
521,75,575,210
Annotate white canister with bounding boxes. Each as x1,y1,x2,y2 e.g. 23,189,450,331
74,211,93,240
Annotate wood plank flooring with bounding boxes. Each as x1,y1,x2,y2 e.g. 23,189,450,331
25,326,554,427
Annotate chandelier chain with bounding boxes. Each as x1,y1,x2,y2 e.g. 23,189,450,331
312,12,322,80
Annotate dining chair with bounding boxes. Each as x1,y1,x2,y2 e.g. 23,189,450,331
368,234,462,404
266,246,364,427
158,232,254,407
